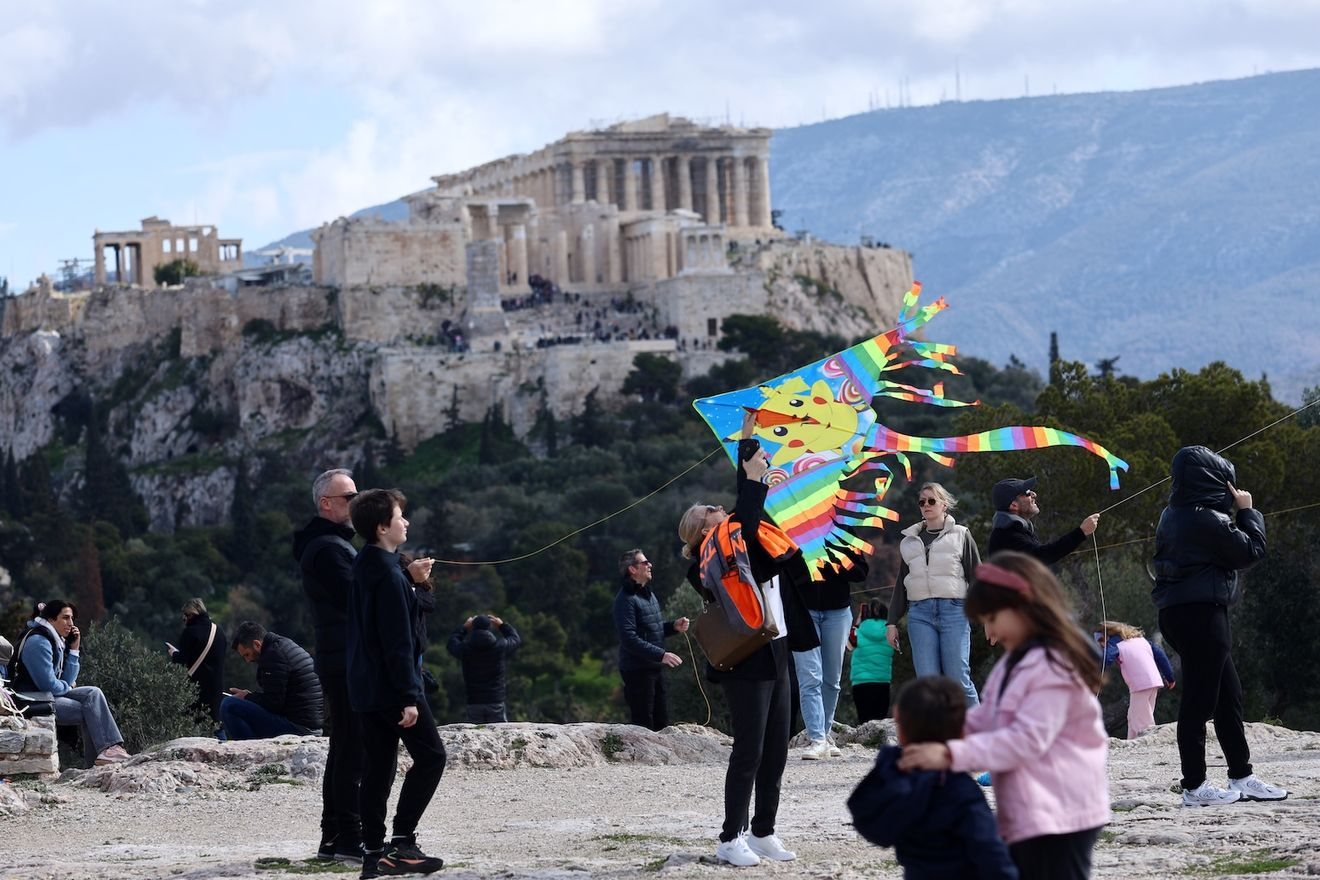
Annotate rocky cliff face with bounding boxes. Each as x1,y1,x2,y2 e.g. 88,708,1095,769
0,240,911,531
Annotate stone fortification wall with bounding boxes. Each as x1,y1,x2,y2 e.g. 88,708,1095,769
337,284,468,345
313,216,467,288
0,715,58,777
648,271,767,347
371,339,679,449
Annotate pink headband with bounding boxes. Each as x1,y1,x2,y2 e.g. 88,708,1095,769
975,562,1032,597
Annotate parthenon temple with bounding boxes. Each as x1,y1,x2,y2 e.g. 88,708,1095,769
94,217,242,288
311,114,778,291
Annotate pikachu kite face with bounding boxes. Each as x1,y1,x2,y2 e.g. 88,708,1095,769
743,378,864,466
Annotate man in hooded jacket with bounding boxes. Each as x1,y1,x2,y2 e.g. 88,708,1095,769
446,614,521,722
1151,445,1286,807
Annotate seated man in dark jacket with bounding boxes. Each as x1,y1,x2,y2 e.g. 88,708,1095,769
848,676,1017,879
613,548,689,731
220,622,323,740
1151,445,1285,807
986,476,1099,565
166,597,226,722
447,614,521,723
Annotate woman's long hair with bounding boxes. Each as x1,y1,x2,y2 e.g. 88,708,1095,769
963,551,1104,692
1097,620,1143,641
678,503,709,560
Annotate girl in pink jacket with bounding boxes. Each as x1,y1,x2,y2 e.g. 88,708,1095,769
900,551,1109,880
1095,620,1176,739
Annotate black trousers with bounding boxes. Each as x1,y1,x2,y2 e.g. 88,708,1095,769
319,672,362,845
1159,602,1252,789
621,668,669,731
852,682,891,724
1010,826,1102,880
719,639,791,842
358,701,446,850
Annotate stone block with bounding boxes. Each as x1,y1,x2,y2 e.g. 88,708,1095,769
22,728,56,754
0,729,25,752
0,752,58,775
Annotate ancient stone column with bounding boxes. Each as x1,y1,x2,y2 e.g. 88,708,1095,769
677,155,693,212
508,224,529,288
622,158,638,211
704,157,721,224
754,156,772,228
571,161,586,204
605,222,621,283
733,157,750,228
650,156,667,211
595,159,611,205
554,229,570,284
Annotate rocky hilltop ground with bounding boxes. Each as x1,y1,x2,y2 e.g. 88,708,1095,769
2,720,1318,879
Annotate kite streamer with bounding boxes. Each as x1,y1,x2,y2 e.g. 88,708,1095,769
693,283,1129,579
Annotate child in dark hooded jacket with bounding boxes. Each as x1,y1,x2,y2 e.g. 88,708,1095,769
848,676,1017,880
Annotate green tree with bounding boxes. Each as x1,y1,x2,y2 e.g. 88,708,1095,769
153,258,201,286
571,388,612,448
622,352,682,403
82,403,147,536
229,456,258,571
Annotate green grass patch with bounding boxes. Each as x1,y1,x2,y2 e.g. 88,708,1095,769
1187,849,1300,875
600,732,625,762
254,857,357,874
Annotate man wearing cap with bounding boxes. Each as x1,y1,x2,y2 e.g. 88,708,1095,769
987,476,1100,564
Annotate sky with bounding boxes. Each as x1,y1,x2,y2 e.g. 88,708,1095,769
4,0,1320,290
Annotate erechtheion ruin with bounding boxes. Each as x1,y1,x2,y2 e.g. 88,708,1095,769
93,217,242,288
311,114,775,291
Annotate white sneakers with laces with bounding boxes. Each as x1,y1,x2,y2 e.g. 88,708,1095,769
826,735,842,758
800,739,831,760
746,833,797,861
714,835,760,867
1228,774,1289,801
1181,781,1242,807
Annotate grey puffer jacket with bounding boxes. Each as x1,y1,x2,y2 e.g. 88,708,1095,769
1151,446,1266,609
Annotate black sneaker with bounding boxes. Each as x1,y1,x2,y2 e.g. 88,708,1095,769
316,835,338,861
376,840,444,875
361,849,384,879
334,840,365,866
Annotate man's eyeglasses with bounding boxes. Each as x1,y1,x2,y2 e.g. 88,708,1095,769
917,497,940,506
326,492,359,501
632,559,653,567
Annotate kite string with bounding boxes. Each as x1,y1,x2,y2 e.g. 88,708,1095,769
682,629,714,727
431,447,724,566
1094,532,1108,685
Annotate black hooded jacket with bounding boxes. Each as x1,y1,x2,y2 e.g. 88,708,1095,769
446,621,522,704
293,516,357,676
248,632,324,731
848,746,1018,880
1151,446,1267,609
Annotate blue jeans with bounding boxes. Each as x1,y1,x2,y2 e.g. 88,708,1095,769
907,598,979,706
792,607,854,741
54,686,124,765
220,695,311,740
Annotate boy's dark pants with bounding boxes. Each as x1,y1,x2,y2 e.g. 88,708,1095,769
358,700,446,849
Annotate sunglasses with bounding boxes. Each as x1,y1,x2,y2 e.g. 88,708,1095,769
327,492,359,501
917,497,941,506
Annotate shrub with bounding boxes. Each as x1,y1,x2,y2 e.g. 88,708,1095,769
77,616,211,753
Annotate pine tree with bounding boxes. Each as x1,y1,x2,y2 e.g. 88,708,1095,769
444,386,462,433
571,388,608,448
74,528,107,621
230,456,258,572
1048,331,1062,386
82,402,147,535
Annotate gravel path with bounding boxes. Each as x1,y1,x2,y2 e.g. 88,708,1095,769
2,722,1319,879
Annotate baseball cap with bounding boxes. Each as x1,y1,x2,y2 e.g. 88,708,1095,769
992,476,1037,511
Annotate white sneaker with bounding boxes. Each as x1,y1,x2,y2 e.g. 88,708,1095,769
800,739,831,760
1228,774,1289,801
747,833,796,861
826,735,841,758
1182,781,1242,807
715,836,760,867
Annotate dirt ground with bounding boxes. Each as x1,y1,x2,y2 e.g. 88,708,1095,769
2,721,1319,879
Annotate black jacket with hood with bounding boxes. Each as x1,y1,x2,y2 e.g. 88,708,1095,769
848,745,1018,879
293,516,357,676
613,574,674,673
446,620,522,704
1151,445,1267,609
248,632,324,731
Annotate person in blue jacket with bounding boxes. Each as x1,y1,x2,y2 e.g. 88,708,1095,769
848,676,1018,879
8,600,130,766
347,488,445,878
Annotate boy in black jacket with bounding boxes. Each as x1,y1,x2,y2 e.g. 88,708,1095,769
848,677,1017,879
347,489,445,878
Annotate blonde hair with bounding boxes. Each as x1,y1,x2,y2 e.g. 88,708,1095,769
679,503,709,559
182,598,207,619
1098,620,1144,640
918,482,958,510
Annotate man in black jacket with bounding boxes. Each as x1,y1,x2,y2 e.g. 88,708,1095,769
221,622,323,740
348,488,445,878
986,476,1100,564
294,467,364,863
447,614,521,722
1151,445,1286,807
166,597,226,722
613,548,689,731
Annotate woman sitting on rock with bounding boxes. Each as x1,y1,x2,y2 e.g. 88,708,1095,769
8,600,131,766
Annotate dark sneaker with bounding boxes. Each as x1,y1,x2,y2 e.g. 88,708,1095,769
376,841,444,875
361,850,384,879
316,835,338,861
334,841,365,865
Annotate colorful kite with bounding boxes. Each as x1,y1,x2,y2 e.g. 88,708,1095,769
693,283,1128,578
